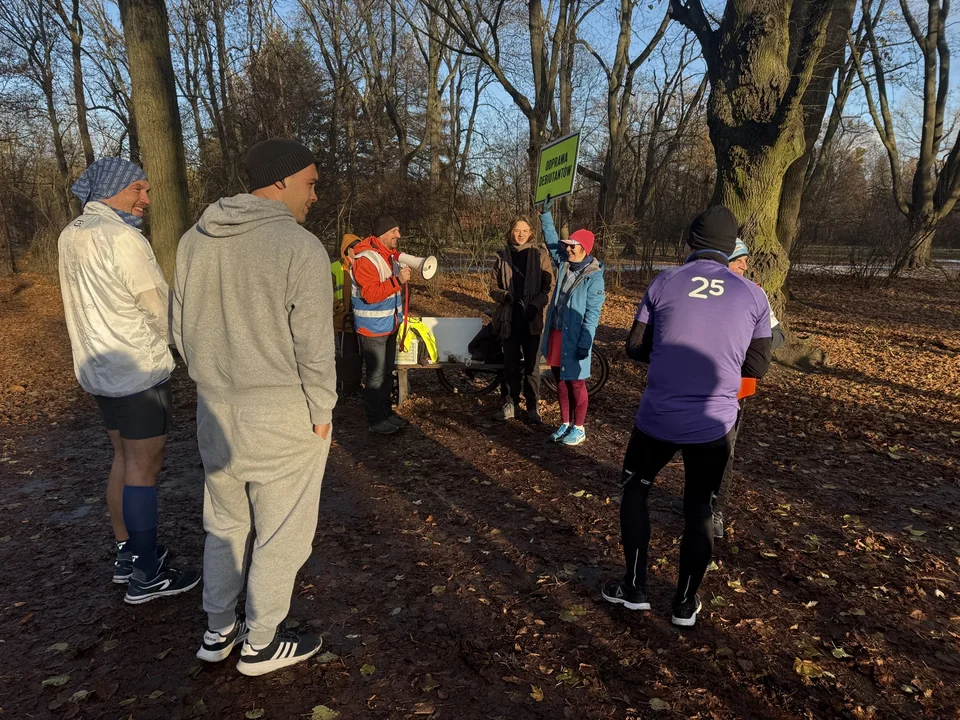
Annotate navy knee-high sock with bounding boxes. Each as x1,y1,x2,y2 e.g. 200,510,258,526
122,486,159,578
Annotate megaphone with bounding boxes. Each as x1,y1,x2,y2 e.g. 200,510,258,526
398,252,438,280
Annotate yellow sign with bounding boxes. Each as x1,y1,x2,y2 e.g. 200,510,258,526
535,132,580,204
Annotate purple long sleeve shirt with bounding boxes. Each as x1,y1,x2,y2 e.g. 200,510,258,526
635,259,772,444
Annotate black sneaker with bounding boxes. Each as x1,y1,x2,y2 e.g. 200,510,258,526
671,594,703,628
197,614,249,662
124,565,201,605
386,414,409,427
713,512,725,540
525,407,542,425
601,579,651,611
113,543,168,584
669,498,684,515
369,420,399,434
236,628,323,677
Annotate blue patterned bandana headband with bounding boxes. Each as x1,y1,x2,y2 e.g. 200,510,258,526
71,158,148,227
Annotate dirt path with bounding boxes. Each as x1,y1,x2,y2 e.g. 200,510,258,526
0,273,958,719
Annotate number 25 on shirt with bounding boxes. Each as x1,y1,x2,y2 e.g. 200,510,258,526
688,277,724,299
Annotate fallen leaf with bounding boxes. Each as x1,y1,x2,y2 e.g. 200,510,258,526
559,605,586,622
935,588,946,599
570,489,586,498
245,710,265,719
316,651,339,664
793,658,825,678
156,648,172,661
310,706,340,720
431,585,446,595
804,601,819,608
711,596,728,607
760,551,778,559
902,684,917,694
649,698,671,711
413,702,435,715
118,696,137,707
360,663,376,677
46,642,69,654
530,685,544,702
421,673,440,692
42,675,70,687
148,690,164,699
102,639,119,652
70,690,91,703
832,647,853,659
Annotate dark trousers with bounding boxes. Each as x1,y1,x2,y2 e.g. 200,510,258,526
714,399,745,514
359,331,397,425
620,426,733,604
336,330,363,396
503,325,541,408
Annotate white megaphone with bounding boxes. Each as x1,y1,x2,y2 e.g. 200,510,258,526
398,252,438,280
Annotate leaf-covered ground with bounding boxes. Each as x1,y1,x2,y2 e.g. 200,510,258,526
0,271,957,719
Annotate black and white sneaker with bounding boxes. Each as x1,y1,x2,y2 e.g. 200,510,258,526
113,543,168,584
123,566,201,605
671,594,703,628
236,628,323,677
601,579,651,611
197,614,249,662
712,512,725,540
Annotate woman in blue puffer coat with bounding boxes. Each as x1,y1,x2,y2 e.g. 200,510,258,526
540,200,606,445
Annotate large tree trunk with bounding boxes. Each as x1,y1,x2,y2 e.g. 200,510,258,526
118,0,191,282
706,53,806,317
905,223,935,269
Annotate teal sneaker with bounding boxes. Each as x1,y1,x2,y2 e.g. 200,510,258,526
550,423,571,442
562,426,586,446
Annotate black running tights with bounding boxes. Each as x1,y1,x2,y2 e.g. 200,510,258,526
619,427,733,604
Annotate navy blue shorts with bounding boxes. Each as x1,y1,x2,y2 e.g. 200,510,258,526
94,379,173,440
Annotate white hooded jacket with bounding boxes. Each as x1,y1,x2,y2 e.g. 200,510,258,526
58,201,175,397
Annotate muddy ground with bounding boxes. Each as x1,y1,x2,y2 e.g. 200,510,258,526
0,270,958,720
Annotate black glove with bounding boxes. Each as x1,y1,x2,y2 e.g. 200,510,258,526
523,304,539,321
575,346,590,360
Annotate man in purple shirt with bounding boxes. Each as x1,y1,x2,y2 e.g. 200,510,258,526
602,206,772,628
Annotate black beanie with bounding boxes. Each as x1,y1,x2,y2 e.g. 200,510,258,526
687,206,738,257
373,215,399,238
244,139,317,190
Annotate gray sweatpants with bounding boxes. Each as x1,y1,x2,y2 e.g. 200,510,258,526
196,396,330,646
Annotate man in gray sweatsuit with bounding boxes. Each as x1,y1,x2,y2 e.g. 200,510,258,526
173,139,336,677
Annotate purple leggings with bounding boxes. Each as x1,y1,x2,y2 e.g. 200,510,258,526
552,368,588,425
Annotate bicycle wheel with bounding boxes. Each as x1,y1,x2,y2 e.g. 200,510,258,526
436,366,502,396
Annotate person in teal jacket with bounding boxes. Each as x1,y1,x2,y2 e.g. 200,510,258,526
540,200,606,446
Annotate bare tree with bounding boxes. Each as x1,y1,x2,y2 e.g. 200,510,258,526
49,0,95,167
426,0,578,200
578,3,672,249
83,0,140,162
0,0,78,219
117,0,191,280
852,0,959,269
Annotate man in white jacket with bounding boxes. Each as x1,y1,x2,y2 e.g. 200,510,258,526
59,158,199,604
